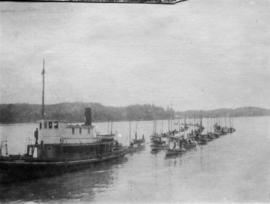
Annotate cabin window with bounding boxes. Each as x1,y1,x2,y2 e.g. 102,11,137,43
79,128,82,134
72,127,75,135
40,122,42,129
54,121,59,129
44,121,47,129
49,121,53,129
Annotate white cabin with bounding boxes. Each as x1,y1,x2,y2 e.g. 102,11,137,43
38,119,98,144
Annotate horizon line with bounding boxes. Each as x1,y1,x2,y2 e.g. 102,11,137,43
0,102,269,112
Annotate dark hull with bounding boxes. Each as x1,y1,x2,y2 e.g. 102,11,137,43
127,144,145,154
165,149,185,157
195,137,208,145
183,143,196,150
151,145,168,151
197,139,207,145
0,150,126,181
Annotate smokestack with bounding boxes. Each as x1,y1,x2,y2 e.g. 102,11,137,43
85,108,92,126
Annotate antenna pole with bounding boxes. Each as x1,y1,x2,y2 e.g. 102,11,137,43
41,59,45,119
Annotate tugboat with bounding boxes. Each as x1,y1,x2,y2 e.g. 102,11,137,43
0,61,127,180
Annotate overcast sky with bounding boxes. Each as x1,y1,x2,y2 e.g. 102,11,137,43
0,0,269,111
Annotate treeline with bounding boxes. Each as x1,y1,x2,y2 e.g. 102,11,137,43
176,106,270,118
0,103,174,123
0,103,269,124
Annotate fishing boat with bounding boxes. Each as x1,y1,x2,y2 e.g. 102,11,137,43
182,138,197,150
189,122,208,145
151,140,168,151
150,133,168,151
175,127,197,150
127,122,145,153
228,127,236,134
194,134,208,145
150,120,168,152
165,137,185,157
227,117,236,133
213,117,236,136
0,60,127,180
128,136,145,153
213,123,224,136
206,132,216,140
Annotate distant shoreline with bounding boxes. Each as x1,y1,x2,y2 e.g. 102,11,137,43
0,115,269,125
0,102,269,125
0,115,269,126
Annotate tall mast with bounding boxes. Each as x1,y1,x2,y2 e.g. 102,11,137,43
129,121,131,144
135,121,138,140
161,120,163,134
41,59,45,119
110,121,113,134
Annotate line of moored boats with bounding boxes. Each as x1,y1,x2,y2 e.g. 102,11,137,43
149,119,235,157
125,117,236,158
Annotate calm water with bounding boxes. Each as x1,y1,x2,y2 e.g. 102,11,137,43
0,117,270,203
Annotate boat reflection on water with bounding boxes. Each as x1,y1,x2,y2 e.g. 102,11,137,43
0,157,128,202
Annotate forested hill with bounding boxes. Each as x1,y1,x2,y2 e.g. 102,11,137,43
0,103,269,124
176,107,270,118
0,103,173,123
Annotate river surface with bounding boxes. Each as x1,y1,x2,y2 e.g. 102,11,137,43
0,117,270,203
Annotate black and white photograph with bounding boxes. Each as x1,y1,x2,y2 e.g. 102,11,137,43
0,0,270,203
